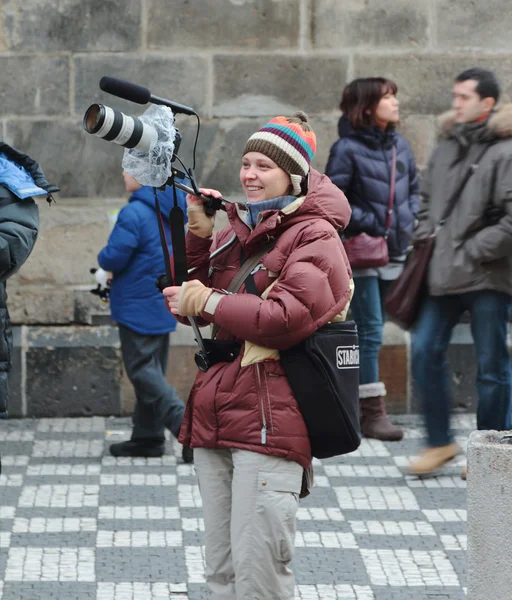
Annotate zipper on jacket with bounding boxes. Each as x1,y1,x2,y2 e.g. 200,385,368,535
255,363,267,445
262,367,274,435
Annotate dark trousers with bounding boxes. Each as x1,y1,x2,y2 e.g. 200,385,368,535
411,290,512,447
118,324,185,443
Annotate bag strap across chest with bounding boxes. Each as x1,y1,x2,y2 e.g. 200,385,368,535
211,238,277,340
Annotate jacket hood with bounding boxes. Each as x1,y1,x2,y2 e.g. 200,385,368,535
129,184,178,221
226,168,351,249
337,115,397,149
438,104,512,141
293,168,352,231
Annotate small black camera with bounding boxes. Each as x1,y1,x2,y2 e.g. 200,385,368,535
194,339,242,373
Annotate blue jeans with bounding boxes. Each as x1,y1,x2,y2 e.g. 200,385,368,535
350,276,395,384
411,291,512,447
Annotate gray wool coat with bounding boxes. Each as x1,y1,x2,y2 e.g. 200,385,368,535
416,105,512,297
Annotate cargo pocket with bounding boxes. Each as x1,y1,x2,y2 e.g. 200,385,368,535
256,470,301,564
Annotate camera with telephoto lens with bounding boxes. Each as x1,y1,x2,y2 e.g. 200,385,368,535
83,78,236,374
83,103,182,157
83,103,157,151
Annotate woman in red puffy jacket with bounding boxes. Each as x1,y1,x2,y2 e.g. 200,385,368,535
163,112,352,600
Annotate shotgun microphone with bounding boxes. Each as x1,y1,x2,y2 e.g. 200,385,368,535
99,76,196,116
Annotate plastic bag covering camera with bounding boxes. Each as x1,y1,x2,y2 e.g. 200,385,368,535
122,104,176,188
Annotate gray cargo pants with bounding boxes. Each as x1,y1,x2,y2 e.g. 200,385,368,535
194,447,303,600
118,324,185,442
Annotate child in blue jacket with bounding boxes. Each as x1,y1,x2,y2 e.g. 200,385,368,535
98,172,192,462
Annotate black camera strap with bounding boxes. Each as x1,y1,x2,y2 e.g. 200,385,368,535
152,176,189,287
154,178,210,355
153,187,174,287
169,180,188,286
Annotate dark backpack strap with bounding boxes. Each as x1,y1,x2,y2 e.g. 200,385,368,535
211,238,276,339
239,249,259,296
438,142,495,228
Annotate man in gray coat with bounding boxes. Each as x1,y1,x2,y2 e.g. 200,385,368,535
408,68,512,478
0,144,57,473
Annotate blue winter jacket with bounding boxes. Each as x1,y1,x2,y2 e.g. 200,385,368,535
325,116,420,257
98,184,187,335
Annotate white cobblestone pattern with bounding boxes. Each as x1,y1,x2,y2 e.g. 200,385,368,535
18,485,100,507
96,530,183,547
0,416,473,599
97,582,188,599
12,518,98,533
360,549,460,587
5,547,96,581
295,584,375,599
97,506,181,520
349,521,436,536
333,487,420,511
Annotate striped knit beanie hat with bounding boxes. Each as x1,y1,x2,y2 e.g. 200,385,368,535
243,111,317,195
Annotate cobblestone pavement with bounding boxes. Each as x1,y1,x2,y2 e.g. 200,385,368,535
0,414,474,600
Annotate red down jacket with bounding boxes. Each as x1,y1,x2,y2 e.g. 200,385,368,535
178,169,352,469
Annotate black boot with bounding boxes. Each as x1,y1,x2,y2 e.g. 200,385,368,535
182,445,194,464
109,439,165,458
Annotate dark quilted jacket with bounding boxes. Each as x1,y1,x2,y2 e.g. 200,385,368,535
325,116,420,257
0,145,50,418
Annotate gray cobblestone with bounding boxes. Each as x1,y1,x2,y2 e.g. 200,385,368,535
0,416,473,597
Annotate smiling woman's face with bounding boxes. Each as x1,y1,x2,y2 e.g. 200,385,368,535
240,152,292,203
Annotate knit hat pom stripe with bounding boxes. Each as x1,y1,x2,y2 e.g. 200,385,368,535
247,131,310,175
261,123,315,161
253,128,310,165
270,116,317,151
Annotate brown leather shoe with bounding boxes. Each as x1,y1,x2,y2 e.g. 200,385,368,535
359,383,404,442
461,466,467,480
407,444,461,477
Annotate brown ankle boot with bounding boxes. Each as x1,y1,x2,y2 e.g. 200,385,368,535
359,382,404,442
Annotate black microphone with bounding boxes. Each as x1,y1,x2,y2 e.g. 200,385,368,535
99,76,196,116
100,76,150,104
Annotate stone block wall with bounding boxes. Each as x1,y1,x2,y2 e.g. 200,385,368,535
0,0,509,416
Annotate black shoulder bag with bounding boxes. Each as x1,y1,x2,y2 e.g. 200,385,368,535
280,321,361,458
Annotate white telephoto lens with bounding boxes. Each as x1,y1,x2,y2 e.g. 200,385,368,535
112,116,136,147
135,122,158,152
111,116,157,151
95,106,116,138
83,104,158,152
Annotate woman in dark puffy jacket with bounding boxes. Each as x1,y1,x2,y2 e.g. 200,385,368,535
326,77,420,442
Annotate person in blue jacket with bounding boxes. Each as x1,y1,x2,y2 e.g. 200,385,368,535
326,77,419,442
98,172,193,462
